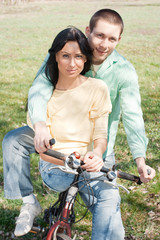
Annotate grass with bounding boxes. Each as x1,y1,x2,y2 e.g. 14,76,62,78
0,0,160,239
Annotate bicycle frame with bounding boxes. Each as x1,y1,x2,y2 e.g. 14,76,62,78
46,174,80,240
30,154,142,239
23,136,143,240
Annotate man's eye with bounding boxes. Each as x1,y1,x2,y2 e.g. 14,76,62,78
96,34,103,38
110,38,116,42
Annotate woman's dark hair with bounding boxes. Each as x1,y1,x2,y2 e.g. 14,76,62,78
45,27,93,88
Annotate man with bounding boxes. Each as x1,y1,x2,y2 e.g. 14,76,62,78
3,9,155,239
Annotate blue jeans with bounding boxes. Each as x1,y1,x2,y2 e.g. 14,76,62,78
39,155,125,240
2,126,125,239
2,126,35,199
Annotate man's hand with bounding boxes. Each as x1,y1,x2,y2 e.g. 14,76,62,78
34,121,52,153
81,151,104,172
136,157,155,183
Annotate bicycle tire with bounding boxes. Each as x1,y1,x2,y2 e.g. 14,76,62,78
56,233,72,240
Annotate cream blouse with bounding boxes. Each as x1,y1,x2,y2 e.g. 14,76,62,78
45,77,112,155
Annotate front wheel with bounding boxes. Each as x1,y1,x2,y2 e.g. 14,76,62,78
57,233,73,240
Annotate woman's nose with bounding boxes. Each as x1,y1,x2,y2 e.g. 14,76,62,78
69,58,76,67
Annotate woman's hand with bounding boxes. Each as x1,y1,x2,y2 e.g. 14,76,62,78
81,138,107,172
81,151,104,172
34,121,52,153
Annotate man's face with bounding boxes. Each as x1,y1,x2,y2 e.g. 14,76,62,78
86,19,121,65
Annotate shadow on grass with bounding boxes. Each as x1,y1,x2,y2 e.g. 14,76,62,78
0,120,9,130
0,207,18,233
122,192,155,212
0,207,44,240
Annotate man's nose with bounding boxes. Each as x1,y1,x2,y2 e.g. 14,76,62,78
100,38,109,49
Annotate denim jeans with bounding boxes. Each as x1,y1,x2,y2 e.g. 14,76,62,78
2,126,35,199
2,126,125,239
39,155,125,240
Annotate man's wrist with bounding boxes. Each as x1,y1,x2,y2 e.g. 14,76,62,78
135,157,146,167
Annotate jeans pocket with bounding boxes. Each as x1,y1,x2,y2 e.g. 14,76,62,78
39,159,54,173
41,169,74,192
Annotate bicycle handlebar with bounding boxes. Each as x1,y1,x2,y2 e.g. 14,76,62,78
44,148,66,162
22,136,142,185
117,170,142,184
100,166,142,185
46,139,142,185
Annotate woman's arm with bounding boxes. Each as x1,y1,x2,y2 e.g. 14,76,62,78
81,138,107,172
40,153,64,166
81,81,111,172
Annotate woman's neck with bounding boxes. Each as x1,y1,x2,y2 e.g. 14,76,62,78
56,75,87,90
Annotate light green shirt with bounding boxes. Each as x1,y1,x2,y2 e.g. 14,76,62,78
28,50,148,160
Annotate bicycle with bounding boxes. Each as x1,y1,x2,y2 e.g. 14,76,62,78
23,136,146,240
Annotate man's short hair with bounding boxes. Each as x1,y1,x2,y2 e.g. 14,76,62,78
89,9,124,35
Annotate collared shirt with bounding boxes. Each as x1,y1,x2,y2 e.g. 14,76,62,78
28,50,148,160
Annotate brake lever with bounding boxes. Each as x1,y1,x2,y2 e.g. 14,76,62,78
48,165,78,175
47,149,81,174
48,154,80,174
103,179,130,194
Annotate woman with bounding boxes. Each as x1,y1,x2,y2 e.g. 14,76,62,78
28,27,112,239
28,27,112,170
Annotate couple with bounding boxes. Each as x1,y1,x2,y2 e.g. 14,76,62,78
2,9,155,240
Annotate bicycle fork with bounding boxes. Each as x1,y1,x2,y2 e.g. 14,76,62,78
46,182,79,239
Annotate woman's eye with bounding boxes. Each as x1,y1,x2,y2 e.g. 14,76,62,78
62,54,69,58
76,55,83,59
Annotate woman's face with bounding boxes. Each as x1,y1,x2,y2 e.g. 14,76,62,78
56,41,87,79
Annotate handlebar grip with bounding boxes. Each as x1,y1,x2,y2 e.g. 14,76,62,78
49,138,55,146
100,166,110,174
117,171,142,185
43,149,66,161
22,136,65,161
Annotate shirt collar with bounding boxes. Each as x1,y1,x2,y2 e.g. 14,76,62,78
96,50,120,76
85,50,120,78
102,49,119,67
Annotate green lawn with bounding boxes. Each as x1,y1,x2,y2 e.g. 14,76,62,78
0,0,160,239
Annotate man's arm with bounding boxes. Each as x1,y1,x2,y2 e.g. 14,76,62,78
28,53,53,125
28,54,53,152
119,67,155,182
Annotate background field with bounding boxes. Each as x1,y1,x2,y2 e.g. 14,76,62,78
0,0,160,239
